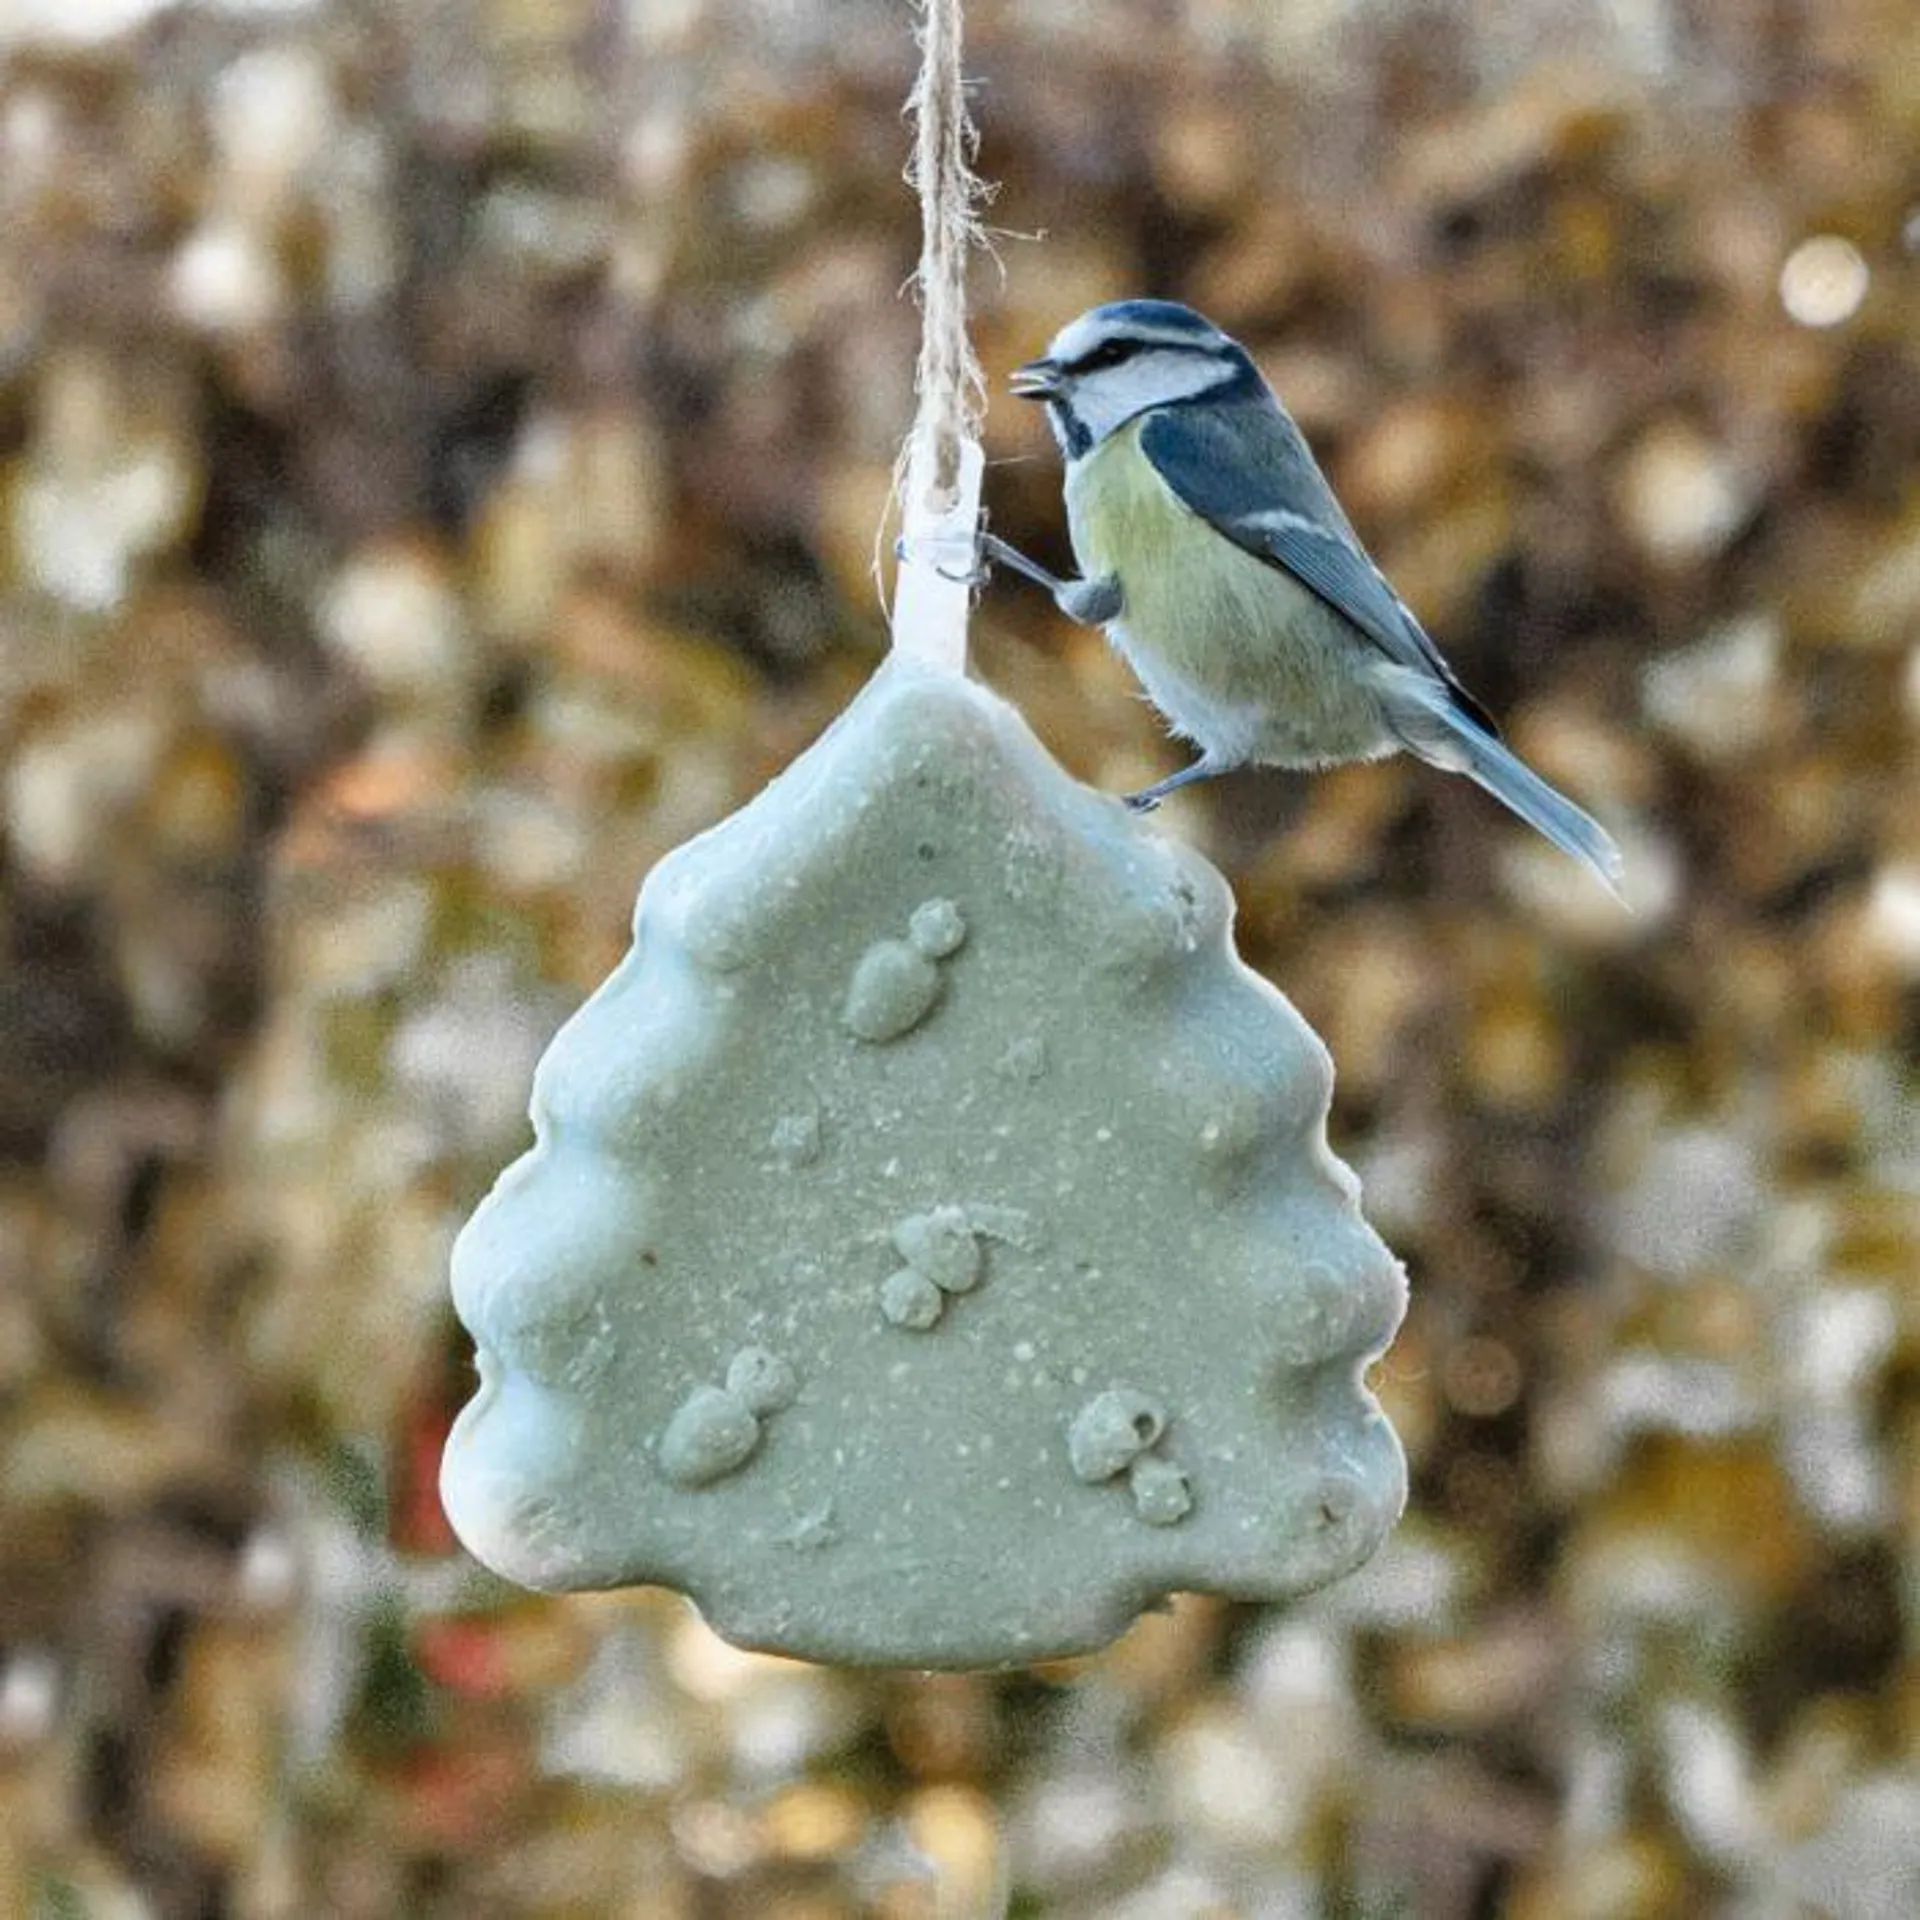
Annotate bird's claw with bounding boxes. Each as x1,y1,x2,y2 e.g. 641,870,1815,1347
895,532,988,588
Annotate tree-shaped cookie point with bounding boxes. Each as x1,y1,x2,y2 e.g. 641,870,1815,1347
442,656,1408,1668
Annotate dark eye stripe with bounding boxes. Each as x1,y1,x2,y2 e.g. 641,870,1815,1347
1063,333,1241,374
1065,338,1136,373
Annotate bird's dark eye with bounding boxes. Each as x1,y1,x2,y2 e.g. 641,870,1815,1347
1074,339,1134,373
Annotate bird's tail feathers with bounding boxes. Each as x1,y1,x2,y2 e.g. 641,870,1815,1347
1377,667,1626,902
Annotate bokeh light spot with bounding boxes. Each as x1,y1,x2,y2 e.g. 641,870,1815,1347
1779,235,1869,327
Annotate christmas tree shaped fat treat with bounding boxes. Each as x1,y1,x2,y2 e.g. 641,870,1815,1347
441,633,1407,1665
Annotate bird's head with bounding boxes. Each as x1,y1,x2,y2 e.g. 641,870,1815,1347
1011,300,1256,458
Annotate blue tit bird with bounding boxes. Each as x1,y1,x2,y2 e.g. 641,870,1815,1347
985,299,1624,898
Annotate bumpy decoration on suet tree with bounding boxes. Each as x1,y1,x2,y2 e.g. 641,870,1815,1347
439,0,1408,1668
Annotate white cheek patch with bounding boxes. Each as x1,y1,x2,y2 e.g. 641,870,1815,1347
1071,350,1237,446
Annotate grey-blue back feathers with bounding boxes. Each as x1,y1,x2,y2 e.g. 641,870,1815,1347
1141,397,1622,896
1138,400,1500,738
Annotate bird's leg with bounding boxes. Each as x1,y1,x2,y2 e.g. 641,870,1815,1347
1123,755,1229,812
897,531,1124,624
974,535,1123,626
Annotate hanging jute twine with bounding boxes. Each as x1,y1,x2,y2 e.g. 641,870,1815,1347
889,0,988,673
904,0,986,506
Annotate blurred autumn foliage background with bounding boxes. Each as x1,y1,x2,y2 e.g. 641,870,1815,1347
2,0,1917,1913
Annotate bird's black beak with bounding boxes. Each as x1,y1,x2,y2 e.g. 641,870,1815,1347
1009,357,1061,400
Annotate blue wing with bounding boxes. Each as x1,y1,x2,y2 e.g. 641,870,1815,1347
1139,399,1499,737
